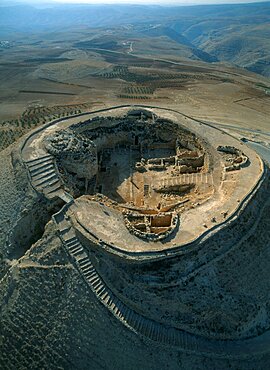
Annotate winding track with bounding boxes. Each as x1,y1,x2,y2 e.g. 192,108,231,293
20,104,270,358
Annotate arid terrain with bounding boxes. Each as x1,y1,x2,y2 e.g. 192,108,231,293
0,10,270,151
0,2,270,370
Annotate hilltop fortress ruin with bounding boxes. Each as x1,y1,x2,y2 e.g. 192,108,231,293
45,109,212,243
2,105,270,367
22,106,263,253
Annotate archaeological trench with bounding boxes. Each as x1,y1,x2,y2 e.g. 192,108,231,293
1,106,270,369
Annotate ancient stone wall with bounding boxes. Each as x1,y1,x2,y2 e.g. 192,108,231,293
217,145,248,172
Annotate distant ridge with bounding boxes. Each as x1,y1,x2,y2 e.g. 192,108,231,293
1,2,270,76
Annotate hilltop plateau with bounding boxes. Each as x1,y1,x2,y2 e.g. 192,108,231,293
0,2,270,370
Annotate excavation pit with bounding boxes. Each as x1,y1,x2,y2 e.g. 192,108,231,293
21,106,262,252
44,109,216,242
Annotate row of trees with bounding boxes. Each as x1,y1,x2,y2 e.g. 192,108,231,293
118,94,151,100
0,129,24,151
0,104,88,151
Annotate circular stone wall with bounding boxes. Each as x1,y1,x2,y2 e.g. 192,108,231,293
33,106,262,253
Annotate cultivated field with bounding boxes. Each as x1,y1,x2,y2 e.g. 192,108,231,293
0,25,269,152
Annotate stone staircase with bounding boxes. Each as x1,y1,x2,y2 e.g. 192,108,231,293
53,209,247,357
26,155,62,198
61,232,181,345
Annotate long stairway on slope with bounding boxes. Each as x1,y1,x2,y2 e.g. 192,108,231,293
52,209,251,357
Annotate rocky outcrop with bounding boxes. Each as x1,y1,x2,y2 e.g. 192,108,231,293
45,130,98,180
